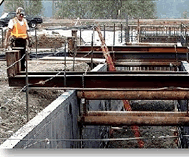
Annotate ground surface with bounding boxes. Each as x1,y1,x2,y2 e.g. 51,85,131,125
0,59,89,145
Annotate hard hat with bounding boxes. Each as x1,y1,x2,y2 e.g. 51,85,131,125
16,7,25,16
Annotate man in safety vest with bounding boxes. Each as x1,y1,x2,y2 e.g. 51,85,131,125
4,7,29,71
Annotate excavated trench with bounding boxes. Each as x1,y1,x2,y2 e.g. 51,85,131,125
107,100,178,148
106,66,180,148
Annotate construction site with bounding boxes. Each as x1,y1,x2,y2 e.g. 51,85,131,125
1,18,189,149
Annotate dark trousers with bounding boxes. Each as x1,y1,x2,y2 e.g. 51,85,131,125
11,38,26,71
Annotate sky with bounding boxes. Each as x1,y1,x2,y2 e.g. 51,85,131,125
0,0,189,19
156,0,189,18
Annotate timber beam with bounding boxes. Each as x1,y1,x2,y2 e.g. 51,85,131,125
77,91,189,100
79,115,189,126
87,111,189,117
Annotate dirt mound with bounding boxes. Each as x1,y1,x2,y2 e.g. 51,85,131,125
30,34,66,49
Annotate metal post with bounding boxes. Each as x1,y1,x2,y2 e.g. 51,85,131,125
185,27,187,46
174,27,175,36
125,13,129,43
64,42,67,86
121,23,122,43
125,25,127,43
80,28,81,45
187,100,189,116
104,24,105,41
137,19,140,43
2,28,3,48
91,31,94,70
73,38,75,71
181,23,183,43
25,47,29,122
35,27,38,59
72,30,77,71
169,27,171,36
113,23,115,46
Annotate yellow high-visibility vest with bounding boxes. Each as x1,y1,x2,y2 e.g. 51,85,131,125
11,17,27,39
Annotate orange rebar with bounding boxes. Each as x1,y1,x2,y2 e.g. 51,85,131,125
95,26,144,148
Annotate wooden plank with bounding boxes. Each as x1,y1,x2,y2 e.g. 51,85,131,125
6,50,20,77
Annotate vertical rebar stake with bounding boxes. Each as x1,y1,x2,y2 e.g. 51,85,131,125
26,47,29,122
2,28,3,48
104,25,106,41
121,23,122,43
35,27,38,59
73,37,76,71
91,31,94,70
187,100,189,116
64,42,67,87
113,23,115,46
80,28,81,45
82,74,87,116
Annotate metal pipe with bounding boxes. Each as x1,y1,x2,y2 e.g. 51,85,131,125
80,28,81,45
77,91,189,100
81,116,189,126
25,46,29,122
35,27,38,59
87,111,188,117
104,25,105,41
2,28,3,48
113,23,115,46
64,42,66,86
121,23,122,43
91,31,94,69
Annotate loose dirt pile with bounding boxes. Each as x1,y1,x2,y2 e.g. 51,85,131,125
30,34,66,49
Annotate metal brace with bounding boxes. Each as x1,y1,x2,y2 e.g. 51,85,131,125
81,73,87,116
174,44,179,71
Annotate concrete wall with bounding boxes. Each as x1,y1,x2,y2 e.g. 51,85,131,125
0,90,80,149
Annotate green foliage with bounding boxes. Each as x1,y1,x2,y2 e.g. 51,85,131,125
4,0,43,16
54,0,157,19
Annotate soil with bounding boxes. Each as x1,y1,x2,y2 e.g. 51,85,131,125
0,59,90,145
108,100,178,148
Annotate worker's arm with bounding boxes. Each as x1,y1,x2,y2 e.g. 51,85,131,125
4,28,12,49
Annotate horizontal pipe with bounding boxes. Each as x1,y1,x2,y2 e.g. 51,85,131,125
114,61,180,66
77,91,189,100
80,116,189,126
87,111,188,117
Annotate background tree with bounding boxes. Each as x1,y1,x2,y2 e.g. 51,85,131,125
54,0,157,19
4,0,43,16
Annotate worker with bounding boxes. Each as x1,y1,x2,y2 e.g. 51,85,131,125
4,7,29,71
